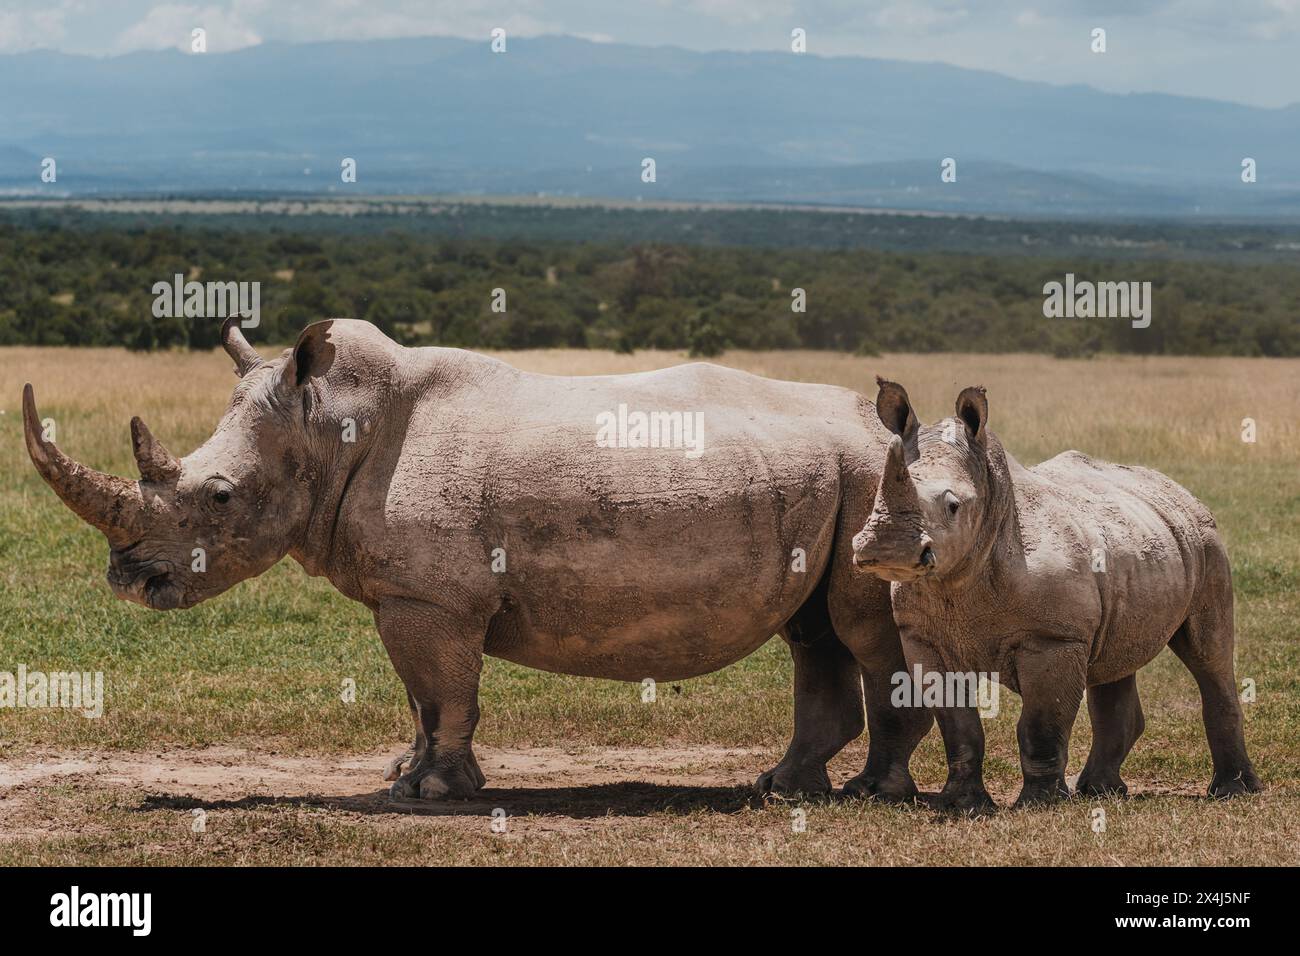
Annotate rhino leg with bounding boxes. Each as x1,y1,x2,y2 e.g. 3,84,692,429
1076,674,1144,797
756,634,864,799
376,601,489,801
929,703,997,815
383,689,426,782
1013,638,1087,808
1169,591,1262,798
840,655,934,804
831,581,932,803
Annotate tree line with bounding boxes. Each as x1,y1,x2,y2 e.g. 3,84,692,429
0,218,1296,357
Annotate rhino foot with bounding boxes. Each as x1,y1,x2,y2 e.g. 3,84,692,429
755,760,832,799
382,747,417,782
1208,769,1263,799
1012,776,1071,809
1075,770,1128,798
389,751,487,801
930,783,997,816
840,769,919,805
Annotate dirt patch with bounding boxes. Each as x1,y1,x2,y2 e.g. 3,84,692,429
0,744,773,838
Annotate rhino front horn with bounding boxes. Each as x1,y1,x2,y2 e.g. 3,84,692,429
878,434,922,509
884,435,908,482
22,383,148,547
131,416,180,484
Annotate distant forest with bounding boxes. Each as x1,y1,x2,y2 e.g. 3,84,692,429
1,207,1297,357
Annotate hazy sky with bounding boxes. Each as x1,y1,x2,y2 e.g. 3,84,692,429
1,0,1295,108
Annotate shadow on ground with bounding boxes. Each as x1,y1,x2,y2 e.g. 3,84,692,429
136,782,767,818
134,783,1216,820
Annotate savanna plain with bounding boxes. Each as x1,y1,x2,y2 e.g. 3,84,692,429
1,346,1297,865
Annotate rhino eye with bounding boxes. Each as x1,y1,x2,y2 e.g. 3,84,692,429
945,492,960,516
205,478,235,508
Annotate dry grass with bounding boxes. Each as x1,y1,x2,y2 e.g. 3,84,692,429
1,346,1297,866
6,346,1296,488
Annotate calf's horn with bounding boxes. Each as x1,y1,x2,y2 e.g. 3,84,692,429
879,435,922,508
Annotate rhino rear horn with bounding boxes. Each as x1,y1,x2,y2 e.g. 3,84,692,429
221,316,263,377
23,384,148,546
131,416,180,484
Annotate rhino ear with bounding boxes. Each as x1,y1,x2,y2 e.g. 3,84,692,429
955,386,988,442
875,377,919,456
286,320,337,388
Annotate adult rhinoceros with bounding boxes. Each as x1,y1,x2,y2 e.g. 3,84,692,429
23,318,932,800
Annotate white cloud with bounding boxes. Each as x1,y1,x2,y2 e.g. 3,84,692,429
0,4,71,53
114,3,262,54
683,0,796,26
194,0,565,46
871,2,969,35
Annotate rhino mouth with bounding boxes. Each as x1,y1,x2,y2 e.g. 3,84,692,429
853,550,936,583
108,550,186,610
870,565,933,583
142,572,184,610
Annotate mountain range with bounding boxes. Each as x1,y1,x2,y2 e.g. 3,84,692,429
1,35,1298,218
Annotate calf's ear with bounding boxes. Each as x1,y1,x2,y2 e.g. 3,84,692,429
955,386,988,442
285,320,337,388
875,377,920,457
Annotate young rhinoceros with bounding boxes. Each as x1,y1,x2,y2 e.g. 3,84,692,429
851,378,1261,811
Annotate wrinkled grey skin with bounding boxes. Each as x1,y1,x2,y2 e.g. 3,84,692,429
24,318,934,801
851,378,1261,811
